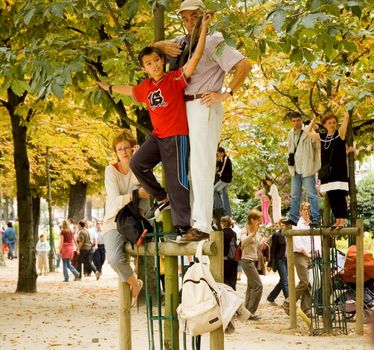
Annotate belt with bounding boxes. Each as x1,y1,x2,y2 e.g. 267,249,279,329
184,94,203,102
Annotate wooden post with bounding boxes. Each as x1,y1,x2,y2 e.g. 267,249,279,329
286,233,297,329
209,231,224,350
163,209,179,350
119,280,132,350
355,219,364,335
321,233,332,332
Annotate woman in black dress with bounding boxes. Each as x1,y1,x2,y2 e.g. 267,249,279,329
306,110,350,228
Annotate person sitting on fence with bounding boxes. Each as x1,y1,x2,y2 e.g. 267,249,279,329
102,129,150,307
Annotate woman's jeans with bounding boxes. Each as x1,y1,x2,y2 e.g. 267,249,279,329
267,259,289,302
62,258,79,281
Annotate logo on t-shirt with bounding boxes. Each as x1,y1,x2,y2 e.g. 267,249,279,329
147,89,168,111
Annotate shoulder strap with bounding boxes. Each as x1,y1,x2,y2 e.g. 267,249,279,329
294,130,303,153
195,239,207,262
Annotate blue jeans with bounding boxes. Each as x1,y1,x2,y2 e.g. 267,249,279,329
8,242,15,259
62,258,79,281
290,173,319,223
267,259,289,302
214,180,232,217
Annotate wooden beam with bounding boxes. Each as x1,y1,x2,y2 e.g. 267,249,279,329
125,240,217,257
283,227,359,237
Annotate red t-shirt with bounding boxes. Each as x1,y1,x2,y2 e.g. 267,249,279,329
132,68,188,138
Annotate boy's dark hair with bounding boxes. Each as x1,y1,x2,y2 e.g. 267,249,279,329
78,220,86,228
287,111,302,120
7,222,12,227
138,46,165,67
217,146,225,153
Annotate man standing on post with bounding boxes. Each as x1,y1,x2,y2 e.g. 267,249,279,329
156,0,251,241
283,112,321,226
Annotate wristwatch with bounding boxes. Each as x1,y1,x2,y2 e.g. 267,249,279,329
221,86,233,96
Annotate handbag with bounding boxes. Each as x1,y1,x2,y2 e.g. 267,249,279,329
234,244,242,262
177,240,222,336
115,189,153,248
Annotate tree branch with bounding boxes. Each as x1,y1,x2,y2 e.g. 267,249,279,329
309,83,321,117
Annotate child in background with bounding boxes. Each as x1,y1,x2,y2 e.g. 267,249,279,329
36,234,50,275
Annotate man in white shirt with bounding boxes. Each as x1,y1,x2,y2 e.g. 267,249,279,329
283,202,320,317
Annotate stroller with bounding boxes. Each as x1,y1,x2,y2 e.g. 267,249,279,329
337,245,374,321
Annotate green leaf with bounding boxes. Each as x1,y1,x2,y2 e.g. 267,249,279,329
358,90,372,100
50,4,64,18
347,1,364,6
11,80,30,96
342,40,358,53
301,13,329,29
302,49,316,63
51,82,64,99
350,6,362,18
125,0,138,19
272,10,286,33
290,48,302,63
24,8,36,25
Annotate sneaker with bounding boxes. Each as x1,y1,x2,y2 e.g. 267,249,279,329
281,218,297,226
179,228,210,242
282,302,290,315
74,275,81,281
147,200,170,219
131,279,143,308
267,299,278,306
154,200,170,217
174,226,191,236
248,315,261,321
95,271,101,281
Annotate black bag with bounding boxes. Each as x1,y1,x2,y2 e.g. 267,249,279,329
114,189,153,248
287,153,295,166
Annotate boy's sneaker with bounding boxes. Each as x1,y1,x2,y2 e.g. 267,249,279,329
179,228,209,242
147,200,170,219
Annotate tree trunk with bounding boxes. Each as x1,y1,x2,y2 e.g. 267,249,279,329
347,109,357,244
4,195,9,223
8,89,37,293
68,181,87,223
86,198,92,221
32,196,40,244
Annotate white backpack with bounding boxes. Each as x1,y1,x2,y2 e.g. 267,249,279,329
177,240,222,336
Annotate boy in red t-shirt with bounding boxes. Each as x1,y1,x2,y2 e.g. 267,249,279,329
98,13,211,237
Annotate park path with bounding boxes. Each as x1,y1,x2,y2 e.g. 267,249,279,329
0,257,370,350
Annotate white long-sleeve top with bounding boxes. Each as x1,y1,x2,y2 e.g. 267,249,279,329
293,217,321,254
102,164,140,235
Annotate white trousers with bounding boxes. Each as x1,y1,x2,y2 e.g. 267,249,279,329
186,100,224,233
